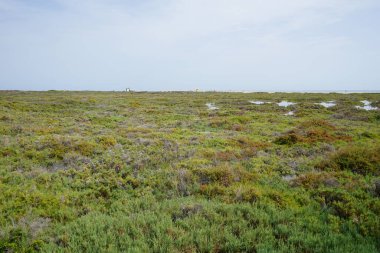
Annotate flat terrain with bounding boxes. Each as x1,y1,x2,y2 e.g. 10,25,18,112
0,91,379,252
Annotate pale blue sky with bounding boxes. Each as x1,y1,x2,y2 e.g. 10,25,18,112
0,0,379,91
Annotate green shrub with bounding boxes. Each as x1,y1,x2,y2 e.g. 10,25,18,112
275,119,352,145
318,146,380,175
194,166,234,186
274,131,300,145
97,135,117,147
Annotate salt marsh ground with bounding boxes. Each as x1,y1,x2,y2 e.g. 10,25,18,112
0,91,379,252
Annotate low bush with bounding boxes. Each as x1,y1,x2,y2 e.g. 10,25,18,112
275,119,352,145
318,146,380,175
194,166,235,186
291,172,340,189
97,136,117,147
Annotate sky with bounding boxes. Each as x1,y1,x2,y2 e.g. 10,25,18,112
0,0,379,91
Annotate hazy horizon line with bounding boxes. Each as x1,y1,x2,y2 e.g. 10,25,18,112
1,89,380,94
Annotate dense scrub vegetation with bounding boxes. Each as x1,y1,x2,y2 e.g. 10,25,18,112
0,91,379,252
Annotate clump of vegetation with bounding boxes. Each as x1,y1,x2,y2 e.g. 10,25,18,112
97,135,117,147
194,165,237,186
275,119,352,145
274,131,300,145
291,172,340,189
318,146,380,175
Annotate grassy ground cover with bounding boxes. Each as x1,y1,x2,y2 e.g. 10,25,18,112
0,91,379,252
